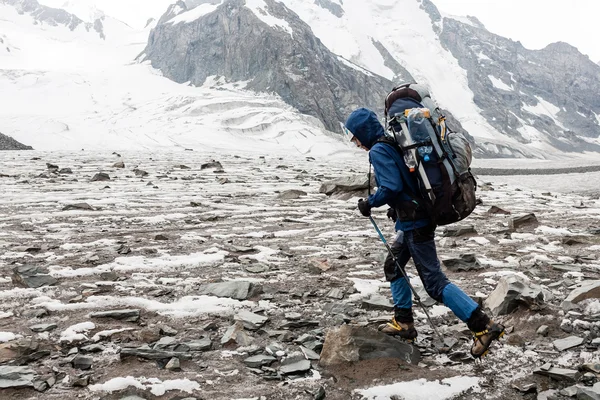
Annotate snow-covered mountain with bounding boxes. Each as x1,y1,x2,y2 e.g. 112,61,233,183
1,0,600,159
0,0,347,156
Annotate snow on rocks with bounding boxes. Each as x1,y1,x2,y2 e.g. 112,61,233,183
0,151,600,398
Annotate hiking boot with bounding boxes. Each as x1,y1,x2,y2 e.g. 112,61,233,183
378,318,418,342
470,321,505,358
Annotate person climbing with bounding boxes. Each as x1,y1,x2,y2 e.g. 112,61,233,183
344,107,504,358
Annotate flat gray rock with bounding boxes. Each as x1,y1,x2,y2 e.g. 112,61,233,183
553,336,584,351
89,309,140,322
120,347,192,360
277,189,307,200
29,323,57,333
534,365,580,382
243,354,276,368
319,175,368,195
442,225,477,237
234,310,269,330
0,366,36,388
199,281,256,300
442,254,482,272
577,382,600,400
563,281,600,306
361,295,394,311
12,265,58,288
279,359,311,375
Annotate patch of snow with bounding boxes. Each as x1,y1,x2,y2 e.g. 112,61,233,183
168,2,222,24
476,51,491,61
469,237,490,245
356,376,481,400
60,321,96,342
522,96,566,128
92,328,134,342
245,0,293,37
347,278,388,299
35,294,246,318
89,375,202,395
0,332,20,342
488,75,513,91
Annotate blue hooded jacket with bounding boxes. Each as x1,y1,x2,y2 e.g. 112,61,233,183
345,108,430,232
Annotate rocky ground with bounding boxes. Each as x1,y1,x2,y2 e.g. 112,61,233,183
0,150,599,400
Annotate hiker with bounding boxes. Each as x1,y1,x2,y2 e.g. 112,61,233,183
344,107,504,358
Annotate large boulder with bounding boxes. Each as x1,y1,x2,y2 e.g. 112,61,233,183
484,275,548,316
319,325,420,367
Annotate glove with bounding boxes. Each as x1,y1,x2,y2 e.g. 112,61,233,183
386,208,397,222
357,199,371,217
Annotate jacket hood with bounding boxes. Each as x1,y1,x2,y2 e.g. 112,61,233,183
345,108,385,149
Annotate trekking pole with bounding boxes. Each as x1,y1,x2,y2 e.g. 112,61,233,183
369,216,446,346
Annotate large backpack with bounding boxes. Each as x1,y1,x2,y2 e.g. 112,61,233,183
383,83,477,226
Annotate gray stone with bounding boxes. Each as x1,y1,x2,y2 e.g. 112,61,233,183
0,366,36,388
300,346,320,361
91,172,110,182
80,344,105,353
120,347,192,360
198,281,256,300
243,354,276,368
153,337,177,350
234,310,269,330
534,365,580,382
509,213,539,230
319,176,369,196
484,275,545,316
326,288,345,300
30,323,57,333
186,338,212,351
200,161,223,170
442,225,477,237
562,281,600,309
89,309,140,322
72,375,90,387
487,206,511,215
577,383,600,400
12,265,58,288
112,161,125,168
244,265,268,273
165,357,181,371
277,190,307,200
560,385,580,397
279,359,311,375
221,322,253,347
361,295,394,311
553,336,584,351
71,355,93,370
62,203,95,211
537,325,550,337
133,169,148,177
442,254,483,271
319,325,420,367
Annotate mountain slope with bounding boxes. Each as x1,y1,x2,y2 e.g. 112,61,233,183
0,0,349,156
142,0,392,132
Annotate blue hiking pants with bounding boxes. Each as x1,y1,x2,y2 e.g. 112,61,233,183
384,225,478,323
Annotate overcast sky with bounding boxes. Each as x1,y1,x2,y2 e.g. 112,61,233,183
433,0,600,62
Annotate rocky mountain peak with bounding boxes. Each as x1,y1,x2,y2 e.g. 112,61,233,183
2,0,105,38
143,0,393,132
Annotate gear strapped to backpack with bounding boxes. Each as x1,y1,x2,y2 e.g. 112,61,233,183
383,83,477,226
